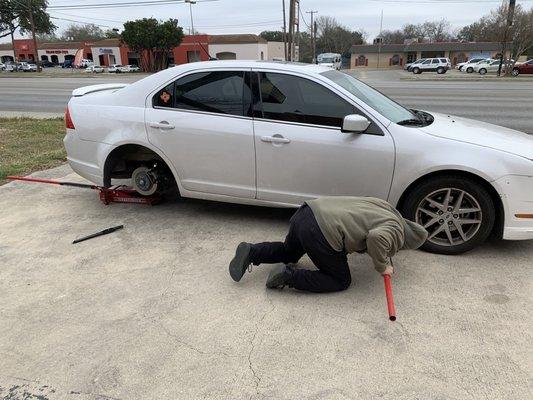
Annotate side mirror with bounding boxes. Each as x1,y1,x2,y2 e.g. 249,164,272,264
342,114,371,133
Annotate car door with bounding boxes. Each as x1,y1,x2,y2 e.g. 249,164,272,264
525,60,533,74
145,68,256,198
251,70,395,205
420,59,432,71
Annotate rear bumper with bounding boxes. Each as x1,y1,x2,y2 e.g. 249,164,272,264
493,175,533,241
63,129,113,186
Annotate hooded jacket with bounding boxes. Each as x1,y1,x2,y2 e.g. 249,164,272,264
306,196,428,273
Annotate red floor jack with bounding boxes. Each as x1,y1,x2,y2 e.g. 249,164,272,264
7,176,162,205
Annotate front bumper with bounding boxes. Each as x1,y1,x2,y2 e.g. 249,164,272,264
493,175,533,240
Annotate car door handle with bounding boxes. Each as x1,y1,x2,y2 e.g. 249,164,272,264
261,135,291,144
149,121,175,130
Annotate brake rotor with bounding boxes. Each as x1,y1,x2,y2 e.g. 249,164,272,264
132,166,158,196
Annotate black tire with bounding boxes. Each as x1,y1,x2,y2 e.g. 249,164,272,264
479,68,487,75
437,67,445,74
412,67,421,74
402,176,495,255
466,67,473,73
512,68,520,76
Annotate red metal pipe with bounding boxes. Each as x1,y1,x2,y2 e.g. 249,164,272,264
383,275,396,321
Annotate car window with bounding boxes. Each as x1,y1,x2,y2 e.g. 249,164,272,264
257,72,355,127
155,71,248,116
321,69,416,124
528,60,533,65
439,59,447,63
422,60,431,64
153,83,174,108
431,59,439,64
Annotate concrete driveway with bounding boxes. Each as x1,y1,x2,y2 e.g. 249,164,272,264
0,165,531,400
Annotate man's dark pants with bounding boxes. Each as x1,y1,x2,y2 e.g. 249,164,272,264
249,205,351,293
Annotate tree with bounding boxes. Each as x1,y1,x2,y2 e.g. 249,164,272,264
380,19,452,44
458,3,533,63
61,23,105,41
260,30,284,42
121,18,184,72
315,16,365,58
0,0,55,39
104,28,120,39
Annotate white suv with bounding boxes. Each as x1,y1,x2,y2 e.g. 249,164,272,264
411,58,451,74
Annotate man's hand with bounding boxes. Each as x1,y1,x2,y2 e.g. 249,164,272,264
381,265,394,276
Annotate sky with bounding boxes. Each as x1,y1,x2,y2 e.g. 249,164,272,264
4,0,529,42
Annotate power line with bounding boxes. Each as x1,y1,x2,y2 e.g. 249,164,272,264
47,0,219,10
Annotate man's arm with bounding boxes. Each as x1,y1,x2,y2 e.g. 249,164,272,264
366,226,403,274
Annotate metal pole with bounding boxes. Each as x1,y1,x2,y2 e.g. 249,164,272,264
498,0,515,76
282,0,287,60
296,1,300,62
288,0,296,61
377,9,383,69
27,0,41,72
307,11,318,63
185,0,196,35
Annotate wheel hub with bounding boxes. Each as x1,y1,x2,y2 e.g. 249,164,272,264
416,188,483,247
132,166,158,196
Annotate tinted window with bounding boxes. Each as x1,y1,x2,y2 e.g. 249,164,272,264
257,72,354,127
431,59,439,64
422,60,431,64
440,59,447,63
174,71,246,116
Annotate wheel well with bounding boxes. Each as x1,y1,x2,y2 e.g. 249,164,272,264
103,144,174,188
396,170,504,239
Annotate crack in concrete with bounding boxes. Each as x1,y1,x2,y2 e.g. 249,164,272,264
247,295,275,400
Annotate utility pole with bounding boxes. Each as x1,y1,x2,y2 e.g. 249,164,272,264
185,0,197,35
306,10,318,63
282,0,287,60
296,1,300,62
498,0,516,76
27,0,41,72
287,0,297,61
376,9,383,69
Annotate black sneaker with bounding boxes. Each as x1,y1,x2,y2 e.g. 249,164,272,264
266,264,294,289
229,242,252,282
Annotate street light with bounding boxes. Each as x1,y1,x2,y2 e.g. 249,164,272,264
185,0,197,35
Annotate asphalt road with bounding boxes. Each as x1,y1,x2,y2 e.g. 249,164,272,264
0,70,532,132
1,164,531,399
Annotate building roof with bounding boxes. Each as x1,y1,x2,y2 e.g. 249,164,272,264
209,34,267,44
91,38,121,47
38,41,86,49
351,41,504,54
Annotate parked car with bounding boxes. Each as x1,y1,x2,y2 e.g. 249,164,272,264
78,59,94,68
62,60,74,68
456,58,488,71
511,59,533,76
0,62,4,71
85,65,105,73
107,64,126,73
19,62,37,72
411,58,450,74
40,60,56,68
317,53,342,70
462,59,492,73
404,59,425,71
64,61,533,254
4,62,19,72
125,64,140,72
474,59,514,75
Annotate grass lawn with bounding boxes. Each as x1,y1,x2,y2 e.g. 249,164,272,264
0,118,66,185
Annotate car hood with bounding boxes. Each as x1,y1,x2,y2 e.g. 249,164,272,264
418,112,533,160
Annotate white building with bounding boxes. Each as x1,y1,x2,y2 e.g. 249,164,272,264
209,34,269,61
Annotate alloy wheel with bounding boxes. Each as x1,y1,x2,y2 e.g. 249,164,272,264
415,188,482,247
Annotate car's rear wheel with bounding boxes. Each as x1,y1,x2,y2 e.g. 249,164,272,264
402,176,495,254
437,67,445,74
412,67,421,74
466,67,474,73
479,68,487,75
512,68,520,76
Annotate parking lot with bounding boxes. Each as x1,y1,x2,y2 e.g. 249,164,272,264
0,69,532,399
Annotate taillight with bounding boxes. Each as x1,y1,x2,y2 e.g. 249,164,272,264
65,106,75,130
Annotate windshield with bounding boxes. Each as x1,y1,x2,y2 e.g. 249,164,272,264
320,70,416,123
319,57,335,63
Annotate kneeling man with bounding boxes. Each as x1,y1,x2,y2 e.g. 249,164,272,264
229,196,428,293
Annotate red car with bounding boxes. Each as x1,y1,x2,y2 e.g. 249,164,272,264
512,59,533,76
